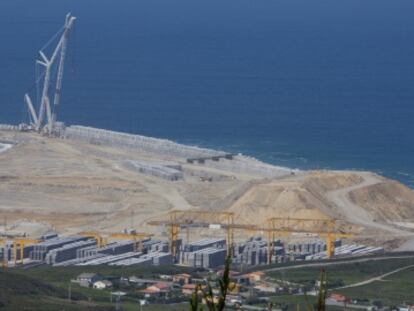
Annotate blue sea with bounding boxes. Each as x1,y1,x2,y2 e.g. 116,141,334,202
1,0,414,186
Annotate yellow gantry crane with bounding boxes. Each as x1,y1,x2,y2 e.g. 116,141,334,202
79,231,153,252
79,231,107,248
1,236,41,268
12,238,40,266
0,237,7,269
148,210,355,263
265,217,354,262
148,210,235,257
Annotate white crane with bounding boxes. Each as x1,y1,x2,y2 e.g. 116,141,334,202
25,13,76,135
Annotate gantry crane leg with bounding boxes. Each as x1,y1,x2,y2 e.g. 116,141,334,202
267,231,272,264
170,224,179,258
326,234,335,258
226,227,234,256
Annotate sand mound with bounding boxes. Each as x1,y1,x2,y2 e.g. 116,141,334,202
227,180,330,225
349,180,414,221
302,171,364,192
226,171,414,228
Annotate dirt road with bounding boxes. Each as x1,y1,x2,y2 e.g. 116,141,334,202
326,172,409,234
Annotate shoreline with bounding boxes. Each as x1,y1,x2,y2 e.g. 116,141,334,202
0,124,295,178
63,125,297,178
1,124,413,187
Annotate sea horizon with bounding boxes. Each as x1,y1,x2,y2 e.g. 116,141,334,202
0,0,413,187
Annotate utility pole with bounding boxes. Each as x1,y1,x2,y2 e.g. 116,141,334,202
67,283,72,301
115,292,121,311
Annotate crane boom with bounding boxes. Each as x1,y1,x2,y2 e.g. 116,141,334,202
53,13,76,115
24,94,38,126
25,13,76,135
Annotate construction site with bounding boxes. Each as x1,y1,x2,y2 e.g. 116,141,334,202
1,14,414,272
0,218,385,269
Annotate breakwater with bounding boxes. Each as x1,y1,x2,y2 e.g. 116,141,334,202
64,125,295,178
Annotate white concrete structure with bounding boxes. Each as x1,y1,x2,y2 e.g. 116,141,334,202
0,143,12,154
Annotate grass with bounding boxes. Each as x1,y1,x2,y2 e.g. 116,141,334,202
13,264,193,285
1,265,194,310
0,270,111,310
270,295,348,311
0,267,190,310
2,257,414,309
265,258,414,308
267,257,414,288
335,266,414,305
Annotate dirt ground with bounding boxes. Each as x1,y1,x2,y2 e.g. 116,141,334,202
1,130,414,250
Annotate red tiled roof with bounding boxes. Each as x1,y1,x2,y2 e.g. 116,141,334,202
251,271,265,276
153,282,170,290
140,288,159,294
177,273,191,277
330,293,347,302
182,284,197,290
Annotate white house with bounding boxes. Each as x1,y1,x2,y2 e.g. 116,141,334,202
76,273,102,288
93,280,113,289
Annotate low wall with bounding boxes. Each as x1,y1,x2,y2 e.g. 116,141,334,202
64,125,295,179
0,124,19,131
64,125,223,159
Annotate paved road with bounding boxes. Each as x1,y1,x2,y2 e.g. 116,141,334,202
326,300,370,310
397,236,414,252
335,264,414,289
261,255,414,273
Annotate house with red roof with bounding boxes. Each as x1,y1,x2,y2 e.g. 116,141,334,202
140,282,171,298
329,293,351,303
172,273,192,285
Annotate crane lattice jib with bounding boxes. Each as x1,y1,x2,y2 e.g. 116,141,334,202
24,13,76,135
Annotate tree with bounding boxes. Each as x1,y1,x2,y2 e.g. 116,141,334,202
305,269,327,311
189,253,233,311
